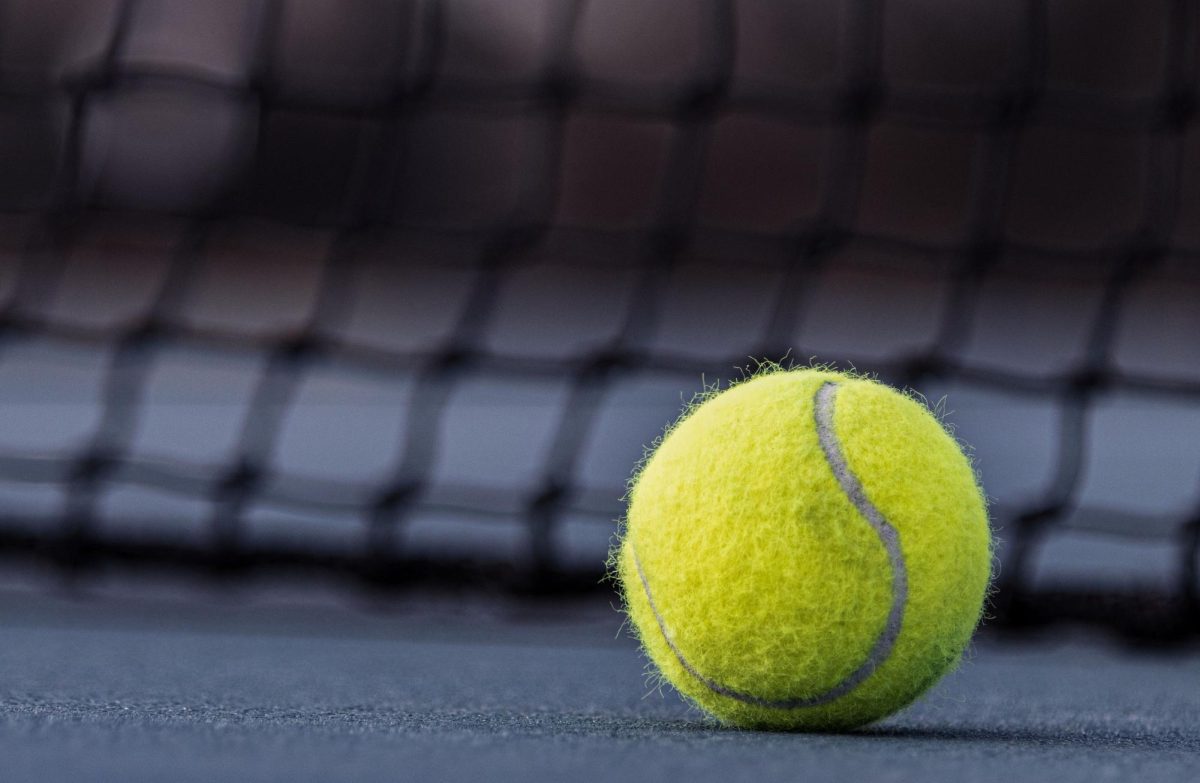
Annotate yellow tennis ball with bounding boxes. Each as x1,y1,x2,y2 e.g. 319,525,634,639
615,367,991,731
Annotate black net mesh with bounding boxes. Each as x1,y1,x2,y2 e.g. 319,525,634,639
0,0,1197,642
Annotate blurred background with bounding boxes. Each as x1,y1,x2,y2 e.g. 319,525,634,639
0,0,1197,644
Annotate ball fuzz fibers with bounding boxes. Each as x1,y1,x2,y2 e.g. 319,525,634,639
615,367,992,731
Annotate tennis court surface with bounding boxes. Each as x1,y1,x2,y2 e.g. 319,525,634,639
2,590,1197,783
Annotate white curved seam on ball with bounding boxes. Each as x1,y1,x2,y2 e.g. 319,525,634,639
811,381,908,701
633,380,908,710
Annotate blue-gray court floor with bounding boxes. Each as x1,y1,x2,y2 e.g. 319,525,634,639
0,584,1197,783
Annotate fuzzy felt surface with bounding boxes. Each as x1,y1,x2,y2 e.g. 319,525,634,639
617,368,992,730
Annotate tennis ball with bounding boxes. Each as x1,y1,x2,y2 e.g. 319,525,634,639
614,367,991,731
